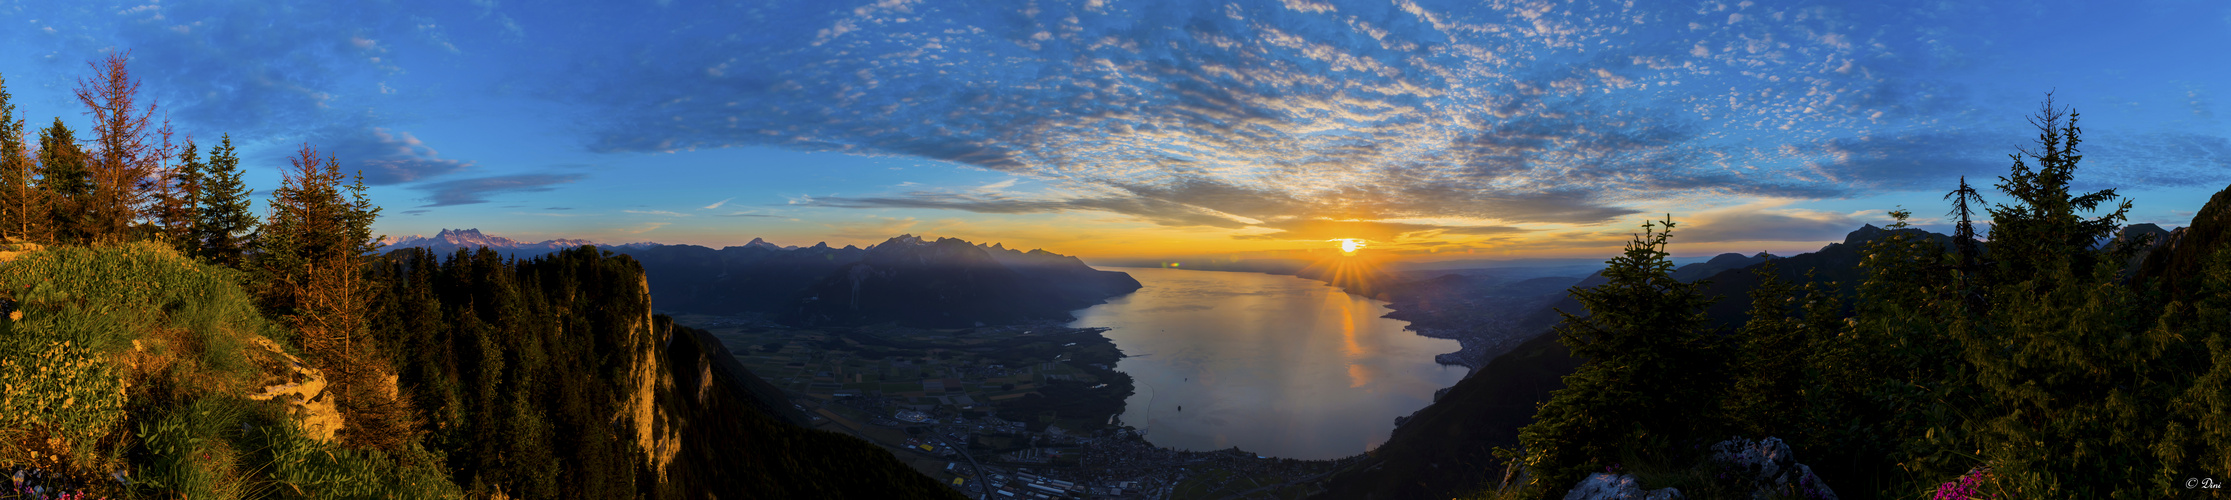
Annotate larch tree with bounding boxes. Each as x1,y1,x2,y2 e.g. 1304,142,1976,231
0,73,46,243
37,119,93,245
192,134,257,268
72,50,163,245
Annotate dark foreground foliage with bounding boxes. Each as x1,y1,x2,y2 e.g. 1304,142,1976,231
369,245,964,499
1326,97,2231,500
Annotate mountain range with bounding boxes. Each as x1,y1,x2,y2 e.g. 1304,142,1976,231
382,230,1142,328
379,228,659,258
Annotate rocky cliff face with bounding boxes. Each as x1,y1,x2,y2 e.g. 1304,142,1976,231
2136,185,2231,298
624,273,683,485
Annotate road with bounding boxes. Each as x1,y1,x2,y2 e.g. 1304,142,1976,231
929,430,989,500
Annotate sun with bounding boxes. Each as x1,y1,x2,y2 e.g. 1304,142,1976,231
1334,238,1366,254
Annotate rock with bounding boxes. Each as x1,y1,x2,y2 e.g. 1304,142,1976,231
1562,473,1684,500
1707,437,1838,500
244,336,344,443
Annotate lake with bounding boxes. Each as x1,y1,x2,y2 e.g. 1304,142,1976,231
1069,267,1467,460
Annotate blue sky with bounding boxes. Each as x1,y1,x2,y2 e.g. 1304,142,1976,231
2,0,2226,259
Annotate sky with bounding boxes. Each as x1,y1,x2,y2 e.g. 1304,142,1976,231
2,0,2226,261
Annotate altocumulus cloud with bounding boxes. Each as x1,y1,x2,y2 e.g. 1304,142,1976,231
534,0,2231,228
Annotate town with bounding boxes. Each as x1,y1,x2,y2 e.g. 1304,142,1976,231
672,314,1359,499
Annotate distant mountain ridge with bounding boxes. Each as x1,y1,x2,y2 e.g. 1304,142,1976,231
380,229,1141,327
380,228,656,258
786,235,1144,327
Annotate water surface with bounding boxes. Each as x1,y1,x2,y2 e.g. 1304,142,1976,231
1070,267,1466,460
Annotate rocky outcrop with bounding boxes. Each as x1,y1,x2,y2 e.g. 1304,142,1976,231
0,239,40,263
244,336,343,443
1562,473,1684,500
620,274,682,483
2136,183,2231,299
1705,437,1838,500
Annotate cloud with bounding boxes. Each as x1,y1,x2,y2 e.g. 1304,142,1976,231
303,125,474,185
803,187,1532,242
977,178,1017,192
1679,201,1867,243
1232,218,1528,241
623,209,689,217
700,197,735,209
827,216,918,239
538,0,2075,231
412,173,584,207
801,191,1255,229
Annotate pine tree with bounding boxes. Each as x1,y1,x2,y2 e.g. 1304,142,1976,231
258,143,406,451
1985,94,2129,285
260,143,368,358
147,126,198,248
0,73,45,243
38,118,93,245
1723,261,1808,440
72,50,163,245
1514,216,1724,498
1946,95,2196,496
1944,176,1989,313
192,134,257,267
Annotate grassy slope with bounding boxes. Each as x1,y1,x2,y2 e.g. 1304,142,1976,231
0,242,460,499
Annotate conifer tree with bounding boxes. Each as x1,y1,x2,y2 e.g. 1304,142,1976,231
73,50,162,244
147,125,197,247
38,118,93,244
0,73,45,242
1985,94,2129,285
261,143,372,358
258,143,404,450
1947,95,2197,495
1722,261,1807,440
1944,176,1989,312
192,134,257,267
1820,209,1970,482
1514,216,1723,498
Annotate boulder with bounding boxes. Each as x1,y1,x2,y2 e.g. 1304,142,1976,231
1562,473,1684,500
1707,437,1838,500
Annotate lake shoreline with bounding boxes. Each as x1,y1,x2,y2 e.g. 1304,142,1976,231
1070,267,1466,460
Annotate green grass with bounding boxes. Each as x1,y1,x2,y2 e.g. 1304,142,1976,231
0,243,464,499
